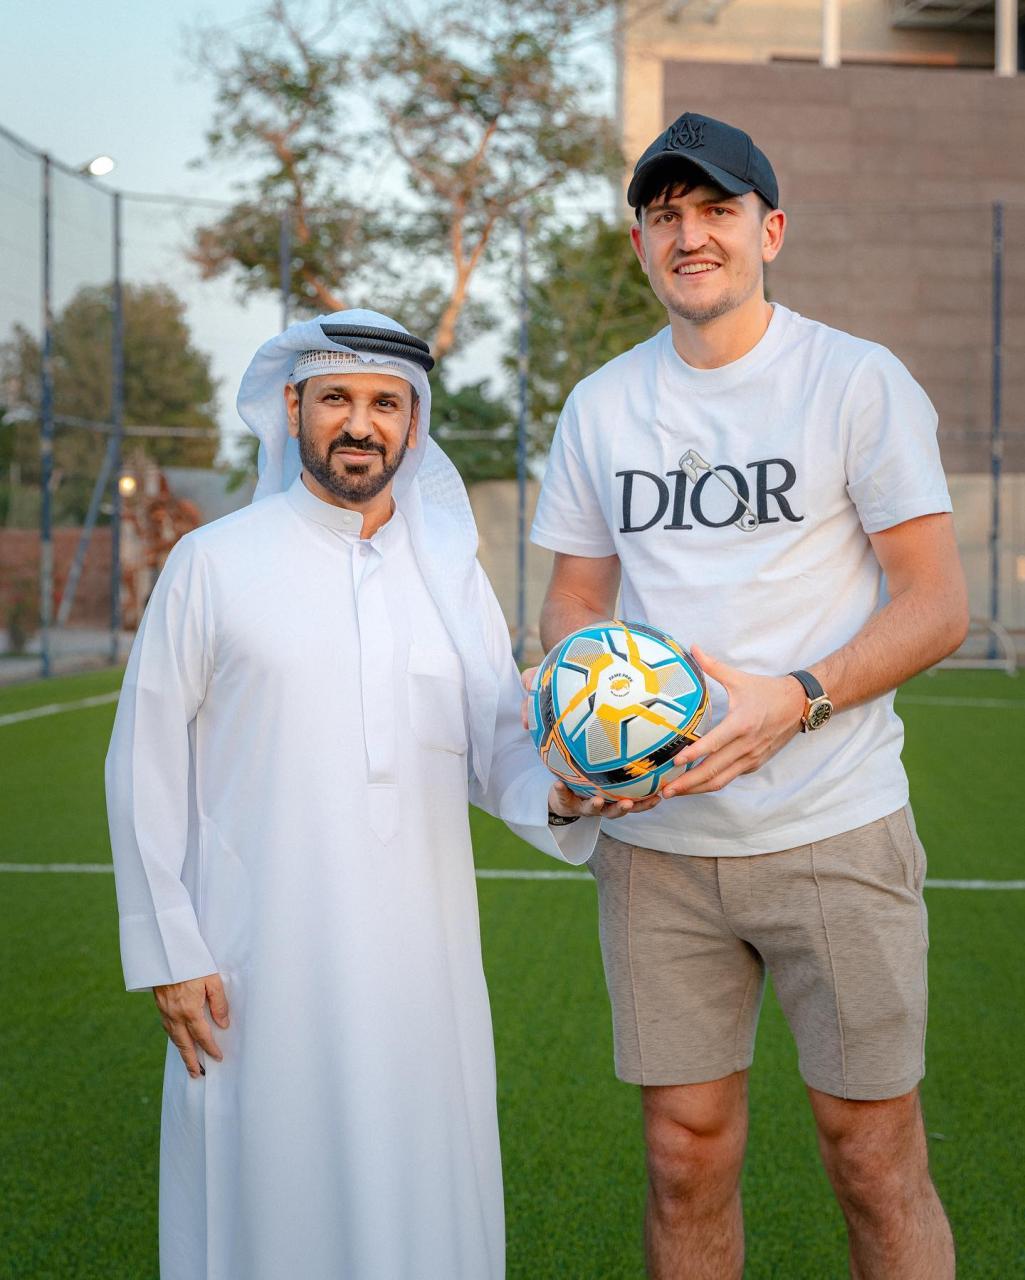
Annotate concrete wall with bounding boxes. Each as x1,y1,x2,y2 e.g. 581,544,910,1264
949,473,1025,630
469,479,554,661
620,0,998,173
653,60,1025,474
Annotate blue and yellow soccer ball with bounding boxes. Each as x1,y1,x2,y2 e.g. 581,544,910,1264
528,620,709,800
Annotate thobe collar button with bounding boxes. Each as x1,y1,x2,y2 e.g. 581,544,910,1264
287,475,366,535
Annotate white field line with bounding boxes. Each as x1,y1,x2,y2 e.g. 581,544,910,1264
925,879,1025,890
1,691,1020,730
0,863,1022,889
898,695,1025,709
0,863,116,873
0,691,119,727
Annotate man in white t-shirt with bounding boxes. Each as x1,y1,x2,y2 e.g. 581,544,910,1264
531,113,966,1279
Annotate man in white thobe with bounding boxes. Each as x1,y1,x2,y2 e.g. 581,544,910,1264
106,310,654,1280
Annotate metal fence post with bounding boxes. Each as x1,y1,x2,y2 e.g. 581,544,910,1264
989,201,1004,656
109,190,125,663
515,210,529,665
39,155,54,678
279,207,291,332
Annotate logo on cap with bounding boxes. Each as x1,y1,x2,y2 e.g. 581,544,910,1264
666,117,705,152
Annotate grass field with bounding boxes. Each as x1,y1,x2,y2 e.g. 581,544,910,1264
1,666,1023,1278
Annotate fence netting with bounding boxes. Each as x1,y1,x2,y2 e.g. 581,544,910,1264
2,120,1024,676
774,200,1024,658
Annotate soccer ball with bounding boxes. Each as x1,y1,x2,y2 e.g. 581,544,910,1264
528,620,709,800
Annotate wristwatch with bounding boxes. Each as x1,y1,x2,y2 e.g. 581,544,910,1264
788,670,833,732
548,811,582,826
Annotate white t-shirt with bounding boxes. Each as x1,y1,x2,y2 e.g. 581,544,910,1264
531,304,952,856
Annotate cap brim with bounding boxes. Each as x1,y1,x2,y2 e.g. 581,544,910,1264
627,152,753,209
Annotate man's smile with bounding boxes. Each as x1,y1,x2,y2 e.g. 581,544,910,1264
674,260,722,277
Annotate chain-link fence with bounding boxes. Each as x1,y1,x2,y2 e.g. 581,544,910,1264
0,124,274,679
772,199,1025,666
3,117,1024,677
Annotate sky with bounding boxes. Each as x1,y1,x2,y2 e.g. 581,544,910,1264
1,1,286,457
1,0,616,460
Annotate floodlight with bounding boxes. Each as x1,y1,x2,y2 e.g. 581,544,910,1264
81,155,116,178
118,474,137,497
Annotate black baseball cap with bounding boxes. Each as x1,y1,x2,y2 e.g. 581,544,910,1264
627,112,779,212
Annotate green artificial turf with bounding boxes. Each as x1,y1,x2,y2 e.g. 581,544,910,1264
0,668,1022,1278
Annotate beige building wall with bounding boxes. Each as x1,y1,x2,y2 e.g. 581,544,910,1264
645,60,1025,476
620,0,999,189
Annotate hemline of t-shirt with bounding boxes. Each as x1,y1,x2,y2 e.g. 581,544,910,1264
602,781,911,858
857,493,953,536
531,527,616,558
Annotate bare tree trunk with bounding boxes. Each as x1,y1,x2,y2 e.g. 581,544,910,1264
298,267,345,313
431,217,496,361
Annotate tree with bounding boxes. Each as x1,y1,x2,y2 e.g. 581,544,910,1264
1,284,220,523
189,0,620,361
430,375,516,485
366,0,620,359
188,1,369,316
520,214,666,447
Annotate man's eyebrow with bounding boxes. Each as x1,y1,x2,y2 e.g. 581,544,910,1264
646,191,739,212
316,382,402,397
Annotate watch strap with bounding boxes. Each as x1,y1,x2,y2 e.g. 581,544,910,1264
789,669,824,701
548,811,582,827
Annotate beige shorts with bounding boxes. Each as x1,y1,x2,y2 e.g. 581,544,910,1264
589,807,929,1101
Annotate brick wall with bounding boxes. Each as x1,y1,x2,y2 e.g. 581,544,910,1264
661,61,1025,474
0,528,112,628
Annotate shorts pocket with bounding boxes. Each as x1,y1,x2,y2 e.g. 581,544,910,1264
407,643,468,754
882,808,923,896
901,807,928,895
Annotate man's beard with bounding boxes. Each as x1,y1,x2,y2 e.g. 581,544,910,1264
663,264,758,327
297,413,411,503
666,292,744,326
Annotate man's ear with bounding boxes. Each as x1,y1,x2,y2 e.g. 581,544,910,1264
762,208,786,264
630,221,648,275
407,395,420,451
284,382,300,440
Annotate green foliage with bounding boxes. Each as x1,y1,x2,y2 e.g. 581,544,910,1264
520,214,667,447
190,0,622,359
0,284,219,524
191,198,375,316
187,3,374,313
430,375,517,485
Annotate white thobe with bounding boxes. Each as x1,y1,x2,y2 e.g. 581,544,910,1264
105,475,596,1280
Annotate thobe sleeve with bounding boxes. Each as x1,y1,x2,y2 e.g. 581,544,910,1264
105,535,219,991
467,564,600,866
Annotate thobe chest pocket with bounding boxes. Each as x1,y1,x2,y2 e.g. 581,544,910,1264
407,644,469,755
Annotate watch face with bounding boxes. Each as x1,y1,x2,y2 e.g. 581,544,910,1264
807,700,832,730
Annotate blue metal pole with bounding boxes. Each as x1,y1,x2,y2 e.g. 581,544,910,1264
39,155,54,678
515,210,529,664
56,435,116,629
279,207,291,332
989,200,1004,658
109,190,125,663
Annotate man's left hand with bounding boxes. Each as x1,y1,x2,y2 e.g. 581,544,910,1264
661,646,806,798
548,780,661,821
